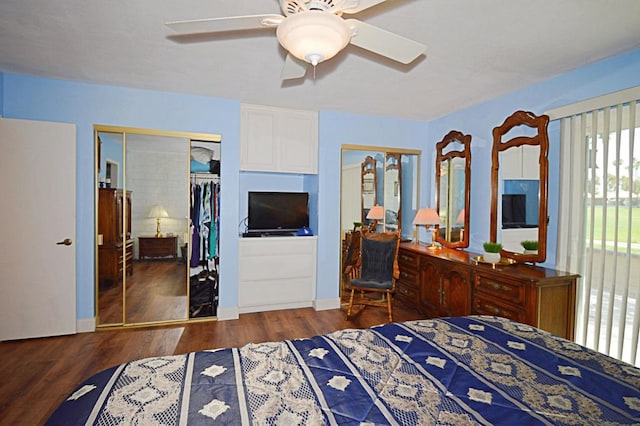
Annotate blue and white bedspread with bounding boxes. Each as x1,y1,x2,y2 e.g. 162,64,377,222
48,316,640,425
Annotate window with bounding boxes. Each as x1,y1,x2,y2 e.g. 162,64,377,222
549,87,640,366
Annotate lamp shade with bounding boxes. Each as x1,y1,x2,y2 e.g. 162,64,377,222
366,205,385,220
276,11,352,66
413,208,441,226
456,208,466,224
148,204,169,219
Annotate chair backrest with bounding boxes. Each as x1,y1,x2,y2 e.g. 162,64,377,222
359,231,400,282
343,229,364,272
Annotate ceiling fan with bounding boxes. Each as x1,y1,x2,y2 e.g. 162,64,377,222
166,0,426,80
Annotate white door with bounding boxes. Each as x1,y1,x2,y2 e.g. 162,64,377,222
0,117,77,340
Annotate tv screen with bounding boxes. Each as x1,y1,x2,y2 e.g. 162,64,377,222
502,194,526,228
247,191,309,235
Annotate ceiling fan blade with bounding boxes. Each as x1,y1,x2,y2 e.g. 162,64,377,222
281,53,308,80
166,14,284,34
337,0,388,14
345,19,426,64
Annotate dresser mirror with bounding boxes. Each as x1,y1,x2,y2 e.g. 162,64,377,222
361,155,377,226
95,125,220,328
384,153,402,232
435,130,471,248
490,110,549,263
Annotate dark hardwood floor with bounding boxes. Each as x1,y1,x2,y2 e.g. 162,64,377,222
0,303,423,425
98,260,189,325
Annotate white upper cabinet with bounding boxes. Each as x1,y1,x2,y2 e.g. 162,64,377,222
501,145,539,180
240,104,318,174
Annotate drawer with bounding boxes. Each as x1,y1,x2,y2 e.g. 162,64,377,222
139,237,176,258
474,273,525,306
396,283,418,308
473,294,527,323
125,244,133,260
398,268,419,287
398,249,420,269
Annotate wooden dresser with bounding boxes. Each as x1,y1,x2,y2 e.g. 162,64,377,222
98,188,133,285
138,236,177,260
397,242,578,340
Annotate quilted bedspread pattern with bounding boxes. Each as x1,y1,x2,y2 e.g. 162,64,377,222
47,316,640,425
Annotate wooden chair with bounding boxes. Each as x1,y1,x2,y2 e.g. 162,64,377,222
346,231,400,322
342,229,364,283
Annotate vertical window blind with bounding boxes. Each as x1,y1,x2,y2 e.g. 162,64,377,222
550,87,640,366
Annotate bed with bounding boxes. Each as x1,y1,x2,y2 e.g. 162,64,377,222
47,316,640,425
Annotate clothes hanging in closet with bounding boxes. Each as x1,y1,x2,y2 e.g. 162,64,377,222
190,180,220,268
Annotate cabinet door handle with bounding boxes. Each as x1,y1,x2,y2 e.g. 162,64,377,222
56,238,73,246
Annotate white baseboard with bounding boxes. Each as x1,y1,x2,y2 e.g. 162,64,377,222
238,301,312,315
216,306,240,321
77,317,96,333
222,298,341,319
313,298,341,311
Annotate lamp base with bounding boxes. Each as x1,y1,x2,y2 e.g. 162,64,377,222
427,229,439,250
155,218,162,238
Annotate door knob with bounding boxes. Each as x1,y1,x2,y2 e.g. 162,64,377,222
56,238,73,246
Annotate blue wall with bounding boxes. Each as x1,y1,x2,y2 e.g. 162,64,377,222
317,111,429,300
0,72,4,116
2,74,241,318
428,48,640,267
2,46,640,321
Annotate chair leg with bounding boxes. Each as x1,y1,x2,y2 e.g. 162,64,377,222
347,289,355,318
386,293,393,322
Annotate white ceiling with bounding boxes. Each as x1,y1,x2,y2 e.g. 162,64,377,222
1,0,639,121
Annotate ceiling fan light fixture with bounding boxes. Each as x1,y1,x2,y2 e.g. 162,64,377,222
276,11,351,66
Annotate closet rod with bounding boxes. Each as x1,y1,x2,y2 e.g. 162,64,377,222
191,173,219,183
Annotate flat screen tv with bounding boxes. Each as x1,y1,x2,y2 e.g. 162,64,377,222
502,194,526,228
247,191,309,235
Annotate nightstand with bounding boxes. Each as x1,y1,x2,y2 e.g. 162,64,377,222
138,235,177,260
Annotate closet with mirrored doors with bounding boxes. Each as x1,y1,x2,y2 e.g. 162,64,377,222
340,145,421,303
95,126,221,328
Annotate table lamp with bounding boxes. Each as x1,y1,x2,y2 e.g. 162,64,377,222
366,205,385,232
148,204,169,237
413,208,442,249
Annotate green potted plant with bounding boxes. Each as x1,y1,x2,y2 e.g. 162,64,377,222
483,242,502,264
520,240,538,254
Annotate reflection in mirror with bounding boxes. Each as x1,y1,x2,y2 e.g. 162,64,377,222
384,153,401,232
125,133,189,324
490,110,549,263
340,145,421,302
95,126,220,328
435,131,471,249
361,156,376,227
96,131,126,326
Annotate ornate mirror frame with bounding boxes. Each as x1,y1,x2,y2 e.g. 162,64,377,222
384,153,402,232
361,155,377,226
490,110,550,263
435,130,471,249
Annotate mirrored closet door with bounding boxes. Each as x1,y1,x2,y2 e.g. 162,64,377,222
95,126,221,328
340,145,421,301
